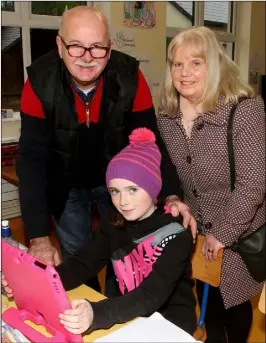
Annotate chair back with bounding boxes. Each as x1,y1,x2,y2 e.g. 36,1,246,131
191,235,224,340
191,235,223,287
259,283,265,314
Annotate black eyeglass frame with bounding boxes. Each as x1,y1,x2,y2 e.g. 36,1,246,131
59,35,110,59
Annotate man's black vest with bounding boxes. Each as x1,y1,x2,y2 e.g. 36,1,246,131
26,49,139,191
26,50,139,217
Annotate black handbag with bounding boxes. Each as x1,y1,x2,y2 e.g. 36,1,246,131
227,100,265,283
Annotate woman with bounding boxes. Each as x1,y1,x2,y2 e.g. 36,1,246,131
3,128,197,337
157,26,265,343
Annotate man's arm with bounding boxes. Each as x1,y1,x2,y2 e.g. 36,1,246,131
16,78,50,239
16,79,60,266
128,70,183,199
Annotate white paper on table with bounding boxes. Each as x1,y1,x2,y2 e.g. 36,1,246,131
94,312,201,342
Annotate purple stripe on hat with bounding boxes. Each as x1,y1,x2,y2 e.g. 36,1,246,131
111,157,161,180
125,148,161,166
131,143,161,157
116,152,160,170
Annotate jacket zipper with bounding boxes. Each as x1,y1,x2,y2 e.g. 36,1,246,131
85,102,90,128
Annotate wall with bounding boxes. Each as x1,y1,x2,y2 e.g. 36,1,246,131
249,1,265,93
109,2,166,109
250,1,266,74
235,1,265,90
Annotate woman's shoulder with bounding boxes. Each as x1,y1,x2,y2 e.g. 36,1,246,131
155,211,193,241
212,95,265,127
236,96,265,112
157,106,178,131
232,96,265,127
157,105,169,119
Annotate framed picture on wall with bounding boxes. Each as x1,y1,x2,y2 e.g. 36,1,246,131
123,1,156,28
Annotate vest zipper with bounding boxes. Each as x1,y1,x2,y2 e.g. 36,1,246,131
85,102,90,128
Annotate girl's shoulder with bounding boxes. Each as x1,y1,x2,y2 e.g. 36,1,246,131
151,210,191,241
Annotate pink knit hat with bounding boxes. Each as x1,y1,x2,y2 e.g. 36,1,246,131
106,128,162,201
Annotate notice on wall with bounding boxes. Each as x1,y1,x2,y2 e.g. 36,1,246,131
249,52,262,73
149,76,163,99
133,53,151,78
111,28,136,53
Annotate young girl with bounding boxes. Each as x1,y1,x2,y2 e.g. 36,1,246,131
3,128,197,336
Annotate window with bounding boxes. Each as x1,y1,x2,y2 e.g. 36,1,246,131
1,2,92,94
30,29,58,62
166,1,194,29
31,1,87,16
1,1,95,113
222,42,235,60
1,1,15,12
1,27,24,111
204,1,234,33
166,1,237,60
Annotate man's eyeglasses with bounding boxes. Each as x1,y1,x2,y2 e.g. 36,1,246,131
59,36,110,59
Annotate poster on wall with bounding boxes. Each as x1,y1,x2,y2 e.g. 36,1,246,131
123,1,156,28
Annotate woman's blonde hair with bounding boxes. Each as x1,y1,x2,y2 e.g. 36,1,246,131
160,26,255,116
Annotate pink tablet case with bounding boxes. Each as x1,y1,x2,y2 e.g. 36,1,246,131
2,240,83,343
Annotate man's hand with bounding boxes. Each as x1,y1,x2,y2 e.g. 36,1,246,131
165,195,197,239
1,273,13,298
202,234,225,262
29,236,61,266
59,299,93,334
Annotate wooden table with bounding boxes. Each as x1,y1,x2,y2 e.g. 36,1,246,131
2,285,129,342
1,165,19,186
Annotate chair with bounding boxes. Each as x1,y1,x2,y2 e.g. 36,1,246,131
191,235,224,341
258,283,265,314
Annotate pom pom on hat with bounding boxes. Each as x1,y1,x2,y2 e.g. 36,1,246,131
129,128,156,144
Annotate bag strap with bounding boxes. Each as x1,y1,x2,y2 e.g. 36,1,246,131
227,98,246,191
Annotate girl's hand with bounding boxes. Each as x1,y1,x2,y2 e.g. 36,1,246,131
59,299,94,334
1,273,13,298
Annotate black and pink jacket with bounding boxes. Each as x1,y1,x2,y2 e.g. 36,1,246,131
56,208,197,335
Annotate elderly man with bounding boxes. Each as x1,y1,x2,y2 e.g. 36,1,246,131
17,6,196,292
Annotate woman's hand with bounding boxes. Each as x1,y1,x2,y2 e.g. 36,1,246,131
59,299,94,334
202,234,225,262
165,195,197,239
1,273,13,298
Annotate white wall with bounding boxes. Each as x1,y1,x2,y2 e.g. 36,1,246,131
109,2,167,109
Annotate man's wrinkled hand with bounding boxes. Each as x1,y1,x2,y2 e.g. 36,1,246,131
165,195,197,240
29,236,61,266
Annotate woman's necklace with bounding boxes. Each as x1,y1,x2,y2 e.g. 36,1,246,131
181,117,195,138
180,97,203,138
